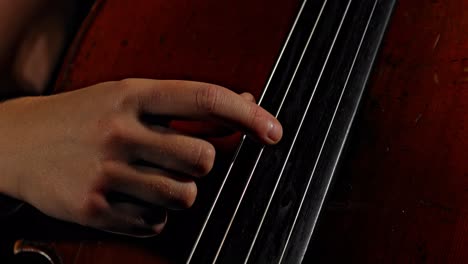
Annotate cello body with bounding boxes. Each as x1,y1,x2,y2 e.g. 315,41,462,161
307,0,468,262
1,0,467,263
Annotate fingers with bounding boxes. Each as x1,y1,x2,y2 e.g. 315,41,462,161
168,92,256,137
143,92,256,137
109,203,167,236
123,79,282,144
169,119,233,138
91,197,167,237
75,80,280,237
105,162,198,210
134,125,215,177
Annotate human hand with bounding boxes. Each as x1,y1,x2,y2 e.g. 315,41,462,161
0,79,282,237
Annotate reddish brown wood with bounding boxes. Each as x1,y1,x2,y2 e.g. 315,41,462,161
55,0,299,98
4,0,467,263
307,0,468,263
5,0,300,263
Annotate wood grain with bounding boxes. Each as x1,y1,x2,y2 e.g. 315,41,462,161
307,0,468,263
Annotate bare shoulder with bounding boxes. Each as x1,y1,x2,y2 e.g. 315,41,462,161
0,0,75,97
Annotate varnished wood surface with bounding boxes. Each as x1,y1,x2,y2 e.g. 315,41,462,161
307,0,468,263
2,0,301,263
55,0,299,97
1,0,466,263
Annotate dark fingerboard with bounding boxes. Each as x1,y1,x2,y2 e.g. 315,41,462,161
187,0,396,263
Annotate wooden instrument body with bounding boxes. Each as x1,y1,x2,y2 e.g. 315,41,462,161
1,0,467,263
307,0,468,262
4,0,302,263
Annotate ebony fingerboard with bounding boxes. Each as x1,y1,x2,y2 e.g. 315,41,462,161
187,0,396,263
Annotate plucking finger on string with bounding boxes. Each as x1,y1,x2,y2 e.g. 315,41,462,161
206,0,357,260
160,92,256,138
168,91,254,154
127,79,282,144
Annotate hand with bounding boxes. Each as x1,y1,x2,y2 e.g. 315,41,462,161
0,79,282,237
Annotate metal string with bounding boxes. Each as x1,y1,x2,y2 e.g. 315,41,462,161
246,0,356,262
186,1,309,262
188,0,378,261
277,1,379,263
211,1,329,262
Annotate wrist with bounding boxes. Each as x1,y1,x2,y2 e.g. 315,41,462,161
0,97,35,203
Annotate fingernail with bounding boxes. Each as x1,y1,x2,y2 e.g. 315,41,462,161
267,121,282,143
150,211,167,235
152,222,166,235
240,92,256,103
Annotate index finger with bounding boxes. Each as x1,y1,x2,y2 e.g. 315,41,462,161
124,79,282,144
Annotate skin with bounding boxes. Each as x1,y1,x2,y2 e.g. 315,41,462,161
0,1,282,237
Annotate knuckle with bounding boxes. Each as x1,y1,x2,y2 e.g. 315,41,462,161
196,85,222,114
78,194,108,226
248,105,262,129
76,162,118,225
116,78,134,91
115,79,144,111
117,78,166,110
99,116,130,147
145,86,164,106
98,161,120,184
193,142,216,176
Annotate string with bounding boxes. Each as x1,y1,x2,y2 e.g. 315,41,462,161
212,0,329,262
189,0,377,261
186,1,308,262
277,1,379,263
245,0,356,262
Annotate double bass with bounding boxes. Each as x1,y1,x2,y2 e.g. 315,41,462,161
2,0,467,263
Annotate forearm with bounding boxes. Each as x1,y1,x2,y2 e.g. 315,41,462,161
0,1,78,216
0,96,40,201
